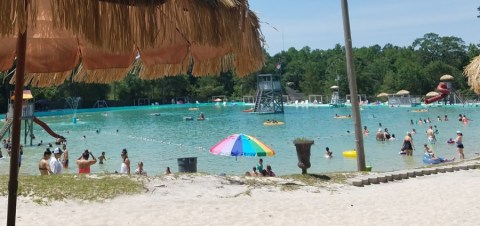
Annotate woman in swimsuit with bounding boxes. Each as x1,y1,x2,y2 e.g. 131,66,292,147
77,150,97,174
455,131,464,160
62,144,69,169
402,132,415,156
38,149,52,175
120,148,131,175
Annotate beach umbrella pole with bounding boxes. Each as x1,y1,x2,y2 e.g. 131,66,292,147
340,0,366,171
7,7,28,226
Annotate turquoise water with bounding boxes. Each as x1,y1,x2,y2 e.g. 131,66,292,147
1,104,479,176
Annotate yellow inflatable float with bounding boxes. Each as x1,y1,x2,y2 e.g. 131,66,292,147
342,150,357,158
263,121,285,126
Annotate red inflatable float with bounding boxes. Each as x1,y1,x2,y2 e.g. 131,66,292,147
424,82,450,104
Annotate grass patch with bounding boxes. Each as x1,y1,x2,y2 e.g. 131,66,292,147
0,174,143,203
281,172,358,186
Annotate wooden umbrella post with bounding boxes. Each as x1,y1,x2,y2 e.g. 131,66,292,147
7,1,28,225
340,0,366,171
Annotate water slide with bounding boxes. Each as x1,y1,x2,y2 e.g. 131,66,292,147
424,82,450,104
32,116,65,140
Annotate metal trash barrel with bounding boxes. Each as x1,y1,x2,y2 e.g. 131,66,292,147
177,157,197,173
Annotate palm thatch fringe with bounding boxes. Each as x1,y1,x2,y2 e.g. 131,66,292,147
0,0,38,37
74,64,134,83
10,71,72,87
464,55,480,94
49,0,260,54
139,56,190,79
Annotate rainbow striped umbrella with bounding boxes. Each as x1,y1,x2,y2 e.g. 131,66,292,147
210,134,275,157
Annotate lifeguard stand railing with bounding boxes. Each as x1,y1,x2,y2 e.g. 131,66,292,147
253,74,284,114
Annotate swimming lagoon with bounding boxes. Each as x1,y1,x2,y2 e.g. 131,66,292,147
1,103,479,176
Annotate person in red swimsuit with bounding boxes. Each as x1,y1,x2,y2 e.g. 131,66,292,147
77,150,97,174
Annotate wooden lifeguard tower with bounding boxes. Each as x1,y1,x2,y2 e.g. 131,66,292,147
1,90,35,146
1,90,64,146
253,74,284,114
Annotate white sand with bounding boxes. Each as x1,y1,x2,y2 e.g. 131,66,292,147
2,169,480,226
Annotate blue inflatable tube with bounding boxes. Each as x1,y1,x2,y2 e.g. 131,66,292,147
422,153,444,164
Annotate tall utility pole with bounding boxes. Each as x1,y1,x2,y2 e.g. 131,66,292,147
340,0,366,171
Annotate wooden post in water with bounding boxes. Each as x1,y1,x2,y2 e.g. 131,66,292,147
340,0,366,171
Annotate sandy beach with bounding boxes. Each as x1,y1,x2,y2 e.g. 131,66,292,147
1,168,480,226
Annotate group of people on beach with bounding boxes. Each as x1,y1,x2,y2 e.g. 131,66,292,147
36,142,173,176
246,158,276,177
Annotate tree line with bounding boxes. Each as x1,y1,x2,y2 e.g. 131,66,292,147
0,32,479,112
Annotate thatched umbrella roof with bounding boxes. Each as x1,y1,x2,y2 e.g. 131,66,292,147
376,92,389,97
464,55,480,94
396,90,410,95
2,2,265,224
440,74,454,81
425,91,439,97
0,0,265,87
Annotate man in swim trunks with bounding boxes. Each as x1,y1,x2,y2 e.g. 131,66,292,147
455,131,464,160
38,149,52,175
98,152,107,164
426,126,436,144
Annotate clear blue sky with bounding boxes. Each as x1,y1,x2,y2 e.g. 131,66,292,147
249,0,479,55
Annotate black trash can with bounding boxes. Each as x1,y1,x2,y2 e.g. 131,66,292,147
177,157,197,173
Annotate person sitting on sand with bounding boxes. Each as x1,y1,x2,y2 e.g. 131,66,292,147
261,169,268,177
38,149,52,175
266,165,276,177
77,150,97,174
164,167,172,175
135,161,147,176
98,152,107,164
250,167,259,176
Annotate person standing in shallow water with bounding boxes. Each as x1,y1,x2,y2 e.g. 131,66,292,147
77,150,97,174
62,144,69,169
402,132,414,156
39,149,52,175
98,152,107,164
120,148,131,175
455,131,465,160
